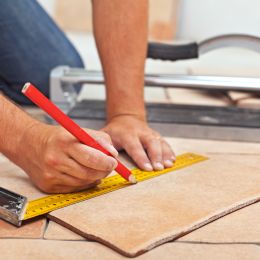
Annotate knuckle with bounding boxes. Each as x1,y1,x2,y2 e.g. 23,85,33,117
125,142,138,152
38,181,54,194
42,171,55,183
88,153,99,166
44,153,59,167
57,131,71,144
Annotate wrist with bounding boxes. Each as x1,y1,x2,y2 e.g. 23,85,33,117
107,112,147,124
15,120,48,168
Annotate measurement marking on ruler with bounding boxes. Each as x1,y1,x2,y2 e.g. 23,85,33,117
23,153,208,220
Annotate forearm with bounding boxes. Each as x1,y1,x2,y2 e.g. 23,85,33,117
92,0,148,121
0,94,40,164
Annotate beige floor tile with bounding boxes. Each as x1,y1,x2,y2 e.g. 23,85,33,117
178,202,260,243
44,221,85,241
49,155,260,257
236,97,260,109
44,202,260,244
0,239,259,260
228,91,254,101
165,137,260,156
0,219,46,239
167,88,230,106
228,92,260,109
0,154,7,163
0,159,46,200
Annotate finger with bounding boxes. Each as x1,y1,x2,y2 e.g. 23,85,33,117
161,141,176,168
124,138,153,171
68,143,118,172
55,171,100,188
96,137,118,158
49,180,101,194
57,157,111,181
142,137,164,170
87,130,118,157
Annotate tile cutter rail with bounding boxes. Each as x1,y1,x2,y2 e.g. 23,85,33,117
50,34,260,142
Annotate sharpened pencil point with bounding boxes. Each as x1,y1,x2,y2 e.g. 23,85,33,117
128,174,137,184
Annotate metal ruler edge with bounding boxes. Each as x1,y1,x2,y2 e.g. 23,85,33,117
23,153,208,220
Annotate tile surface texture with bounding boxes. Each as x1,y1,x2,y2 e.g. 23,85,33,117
165,137,260,156
1,138,260,257
44,202,260,244
0,160,46,200
0,239,259,260
167,88,230,106
49,155,260,257
44,221,85,241
178,202,260,243
0,219,46,239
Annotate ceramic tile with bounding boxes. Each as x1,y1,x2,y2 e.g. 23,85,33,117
165,137,260,156
44,221,85,241
178,202,260,243
44,202,260,244
49,155,260,257
0,239,259,260
167,88,230,106
0,219,46,239
236,97,260,109
0,159,46,200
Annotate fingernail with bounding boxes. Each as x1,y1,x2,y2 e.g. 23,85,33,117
154,162,164,170
112,159,118,170
164,160,173,168
144,163,153,171
109,145,118,157
171,156,176,162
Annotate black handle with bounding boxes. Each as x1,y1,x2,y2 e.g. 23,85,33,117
147,42,199,61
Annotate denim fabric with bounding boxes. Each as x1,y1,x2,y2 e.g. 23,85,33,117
0,0,84,105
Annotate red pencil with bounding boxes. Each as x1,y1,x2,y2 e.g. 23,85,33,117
22,83,137,184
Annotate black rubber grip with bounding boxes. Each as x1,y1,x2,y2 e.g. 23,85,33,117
147,42,199,61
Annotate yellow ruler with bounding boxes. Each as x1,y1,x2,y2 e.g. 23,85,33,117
23,153,208,220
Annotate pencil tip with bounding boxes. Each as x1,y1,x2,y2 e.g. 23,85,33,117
128,174,137,184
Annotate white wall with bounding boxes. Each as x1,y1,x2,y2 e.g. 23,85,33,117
177,0,260,41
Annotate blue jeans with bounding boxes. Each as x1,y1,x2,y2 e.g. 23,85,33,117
0,0,84,105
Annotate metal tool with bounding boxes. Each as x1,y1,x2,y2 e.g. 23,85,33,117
50,34,260,142
0,187,27,226
0,153,207,226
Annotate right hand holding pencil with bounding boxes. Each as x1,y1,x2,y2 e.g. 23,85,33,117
20,123,118,193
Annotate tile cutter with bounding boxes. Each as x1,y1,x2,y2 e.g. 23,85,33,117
50,34,260,142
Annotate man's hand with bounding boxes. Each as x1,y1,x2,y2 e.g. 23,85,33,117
102,115,176,171
92,1,175,170
19,123,118,193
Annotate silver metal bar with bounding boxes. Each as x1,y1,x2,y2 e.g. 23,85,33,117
60,70,260,92
0,187,27,227
199,34,260,55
